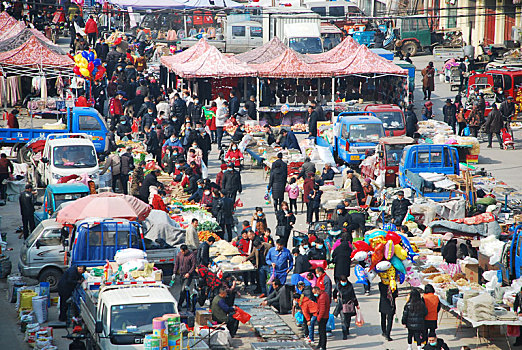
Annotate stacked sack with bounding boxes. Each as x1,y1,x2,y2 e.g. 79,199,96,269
467,293,495,321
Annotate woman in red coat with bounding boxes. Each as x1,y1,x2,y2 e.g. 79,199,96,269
224,142,243,168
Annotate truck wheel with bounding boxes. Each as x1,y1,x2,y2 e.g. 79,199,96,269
39,268,63,292
401,41,418,57
16,145,32,164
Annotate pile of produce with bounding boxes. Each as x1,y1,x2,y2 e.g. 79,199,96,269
198,221,221,233
291,123,308,132
198,230,221,242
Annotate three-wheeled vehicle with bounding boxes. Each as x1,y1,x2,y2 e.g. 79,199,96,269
361,136,415,187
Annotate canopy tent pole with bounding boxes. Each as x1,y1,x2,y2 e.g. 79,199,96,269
184,15,188,38
317,78,321,103
331,77,335,119
167,69,170,89
256,77,260,122
243,77,247,102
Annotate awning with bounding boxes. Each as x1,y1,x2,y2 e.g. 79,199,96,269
235,37,315,65
252,48,331,78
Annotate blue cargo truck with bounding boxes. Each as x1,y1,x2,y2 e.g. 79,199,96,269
0,107,108,158
316,112,384,167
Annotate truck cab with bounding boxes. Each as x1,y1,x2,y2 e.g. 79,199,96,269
398,144,460,200
284,22,323,54
225,20,264,53
319,112,384,166
74,282,177,348
37,133,99,187
34,183,90,225
363,104,406,136
467,68,522,100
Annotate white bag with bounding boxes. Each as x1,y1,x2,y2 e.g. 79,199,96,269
201,161,208,179
114,248,147,265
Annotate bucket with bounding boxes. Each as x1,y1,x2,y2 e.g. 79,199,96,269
144,334,161,350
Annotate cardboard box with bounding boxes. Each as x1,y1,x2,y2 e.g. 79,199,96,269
195,310,212,326
461,263,479,283
154,269,163,282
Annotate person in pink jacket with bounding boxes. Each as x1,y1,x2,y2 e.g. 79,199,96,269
285,177,300,214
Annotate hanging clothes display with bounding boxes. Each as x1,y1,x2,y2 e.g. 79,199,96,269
40,74,47,103
55,75,64,98
0,76,6,106
5,76,21,106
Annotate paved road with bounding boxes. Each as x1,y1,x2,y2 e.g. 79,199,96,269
0,51,517,349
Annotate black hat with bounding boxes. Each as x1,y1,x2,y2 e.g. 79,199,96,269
446,98,452,103
277,152,283,159
397,190,405,196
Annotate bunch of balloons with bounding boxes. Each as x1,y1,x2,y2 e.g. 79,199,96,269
352,229,420,292
72,50,106,81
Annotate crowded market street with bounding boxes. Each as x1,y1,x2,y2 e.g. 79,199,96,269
1,4,522,350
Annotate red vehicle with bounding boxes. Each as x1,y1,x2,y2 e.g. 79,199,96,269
468,68,522,100
363,104,406,137
361,136,415,187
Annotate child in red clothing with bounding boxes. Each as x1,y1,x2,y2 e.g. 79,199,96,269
206,102,217,143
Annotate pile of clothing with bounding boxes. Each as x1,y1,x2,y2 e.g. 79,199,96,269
466,293,495,321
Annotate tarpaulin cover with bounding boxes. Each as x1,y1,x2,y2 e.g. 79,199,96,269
178,0,243,8
170,42,257,78
329,44,407,76
428,219,501,238
0,36,73,67
235,37,315,64
309,36,359,64
142,209,185,247
0,28,65,54
252,48,332,78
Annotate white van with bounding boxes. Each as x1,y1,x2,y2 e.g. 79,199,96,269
35,133,99,187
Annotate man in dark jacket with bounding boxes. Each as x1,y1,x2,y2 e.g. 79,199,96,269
308,238,327,261
139,169,162,202
307,105,319,137
221,163,242,202
261,279,283,312
58,265,86,321
229,91,240,117
172,94,187,119
116,116,132,139
280,129,301,151
500,96,515,120
212,191,235,241
268,153,287,211
443,99,457,132
391,190,411,225
120,146,134,195
245,95,257,120
311,100,325,121
405,105,418,137
332,235,352,281
292,247,311,274
197,128,212,166
211,287,239,337
346,170,365,205
19,184,36,239
484,104,504,148
140,107,155,132
188,97,203,126
197,236,215,267
145,126,161,164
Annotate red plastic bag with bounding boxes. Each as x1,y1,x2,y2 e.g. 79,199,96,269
232,306,251,324
355,309,364,327
508,325,520,337
235,198,244,208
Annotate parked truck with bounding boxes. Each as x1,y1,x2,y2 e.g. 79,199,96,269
179,10,324,54
73,281,177,349
34,183,91,225
317,112,384,167
0,107,108,161
398,144,461,201
337,103,407,137
19,219,179,291
27,133,100,188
